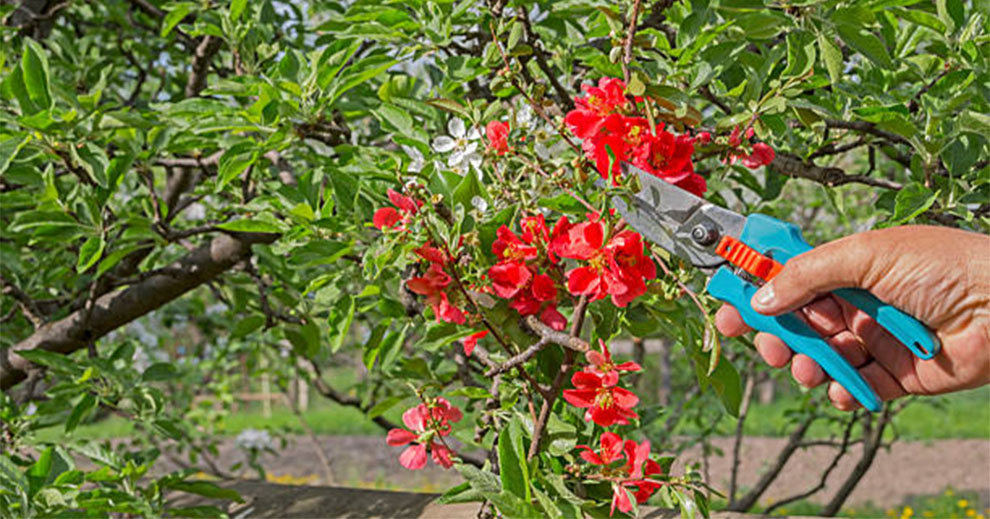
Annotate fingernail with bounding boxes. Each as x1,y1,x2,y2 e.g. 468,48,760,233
753,282,775,308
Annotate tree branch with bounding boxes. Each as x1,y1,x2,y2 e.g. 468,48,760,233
0,232,279,390
770,151,904,190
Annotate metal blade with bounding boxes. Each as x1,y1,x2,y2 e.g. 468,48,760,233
614,163,747,273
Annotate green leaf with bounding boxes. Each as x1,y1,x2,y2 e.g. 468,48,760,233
498,416,530,502
0,454,29,494
891,182,937,224
165,481,244,503
707,354,742,417
66,393,97,433
77,235,105,273
448,386,493,400
329,295,355,353
15,349,81,374
230,0,247,21
285,321,321,359
21,39,52,112
142,362,180,382
0,133,30,175
216,218,282,233
782,30,816,79
455,463,501,495
507,21,524,50
426,98,470,118
27,446,54,497
836,24,895,70
452,170,485,209
161,3,196,37
232,314,266,339
818,32,844,84
435,481,484,505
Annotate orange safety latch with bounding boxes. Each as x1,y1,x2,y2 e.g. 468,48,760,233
715,236,784,282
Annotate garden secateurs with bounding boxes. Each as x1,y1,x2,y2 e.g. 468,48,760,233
613,162,940,412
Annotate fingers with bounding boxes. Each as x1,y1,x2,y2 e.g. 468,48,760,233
827,361,908,411
750,233,883,317
714,305,752,337
754,332,792,368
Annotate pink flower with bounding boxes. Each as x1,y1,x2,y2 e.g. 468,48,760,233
386,399,463,471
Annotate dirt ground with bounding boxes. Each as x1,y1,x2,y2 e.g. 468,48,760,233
157,435,990,510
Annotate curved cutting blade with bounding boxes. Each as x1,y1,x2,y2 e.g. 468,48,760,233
614,163,747,274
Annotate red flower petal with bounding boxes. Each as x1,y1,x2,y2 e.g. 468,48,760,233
402,405,428,432
388,189,418,214
373,207,401,230
539,305,567,331
531,274,557,302
562,389,597,408
462,330,488,357
399,444,428,470
566,266,602,297
386,428,417,447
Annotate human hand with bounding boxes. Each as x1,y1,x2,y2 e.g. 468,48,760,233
714,225,990,410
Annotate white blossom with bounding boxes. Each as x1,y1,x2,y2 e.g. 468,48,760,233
236,428,275,451
432,118,482,175
471,196,489,213
401,144,425,173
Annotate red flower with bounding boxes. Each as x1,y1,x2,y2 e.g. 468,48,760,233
577,431,624,466
414,243,448,264
741,142,775,168
697,131,711,144
584,338,642,386
492,226,538,263
552,218,656,307
486,121,511,155
622,439,664,504
407,263,465,325
540,305,567,331
462,330,488,357
520,214,549,245
673,172,708,198
373,189,422,231
386,399,462,471
629,125,696,184
550,217,604,261
562,371,639,426
531,273,557,301
488,261,533,299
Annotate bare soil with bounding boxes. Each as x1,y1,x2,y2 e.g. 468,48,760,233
158,435,990,510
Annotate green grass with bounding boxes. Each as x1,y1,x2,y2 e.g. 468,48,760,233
671,386,990,440
35,385,989,443
755,487,987,518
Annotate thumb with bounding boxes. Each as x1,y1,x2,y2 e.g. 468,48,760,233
750,233,878,316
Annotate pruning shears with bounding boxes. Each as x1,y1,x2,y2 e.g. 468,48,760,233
613,162,940,412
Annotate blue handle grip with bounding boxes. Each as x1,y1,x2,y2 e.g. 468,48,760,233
735,214,939,358
708,268,883,412
706,214,941,412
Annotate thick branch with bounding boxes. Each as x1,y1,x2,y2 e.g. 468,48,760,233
522,315,590,353
770,151,904,190
0,232,278,390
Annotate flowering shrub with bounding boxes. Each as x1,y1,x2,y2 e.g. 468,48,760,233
366,75,776,517
2,1,984,518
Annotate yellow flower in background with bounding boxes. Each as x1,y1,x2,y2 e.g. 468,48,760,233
965,509,976,518
960,500,971,508
887,508,898,517
922,511,933,517
901,506,914,519
946,489,955,496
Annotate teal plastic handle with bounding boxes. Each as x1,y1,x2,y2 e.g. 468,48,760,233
708,268,883,412
706,214,941,412
733,214,940,359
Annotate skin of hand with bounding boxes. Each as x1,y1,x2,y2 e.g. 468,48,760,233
714,225,990,410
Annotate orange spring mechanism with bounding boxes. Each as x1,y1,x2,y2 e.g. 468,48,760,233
715,235,784,282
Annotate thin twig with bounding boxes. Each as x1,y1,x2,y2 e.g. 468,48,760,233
622,0,643,84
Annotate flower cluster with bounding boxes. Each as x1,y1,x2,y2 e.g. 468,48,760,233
550,216,656,308
488,215,567,331
563,339,641,426
387,397,463,470
564,77,707,196
562,341,664,515
406,244,466,325
576,432,664,515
